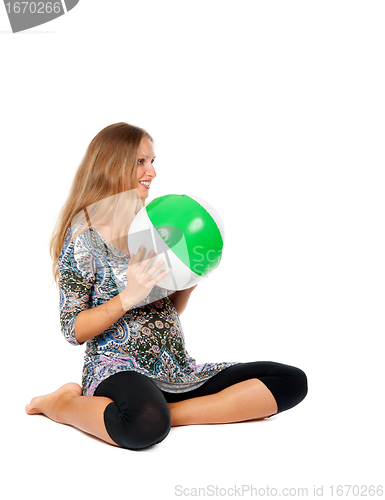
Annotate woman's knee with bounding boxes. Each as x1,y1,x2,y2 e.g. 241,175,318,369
290,366,308,403
104,400,171,450
278,365,308,412
258,363,308,413
131,401,172,449
95,371,172,450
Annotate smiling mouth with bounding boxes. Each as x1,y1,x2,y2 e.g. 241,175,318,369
139,180,151,189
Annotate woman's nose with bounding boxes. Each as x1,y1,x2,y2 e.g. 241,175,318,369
146,163,156,178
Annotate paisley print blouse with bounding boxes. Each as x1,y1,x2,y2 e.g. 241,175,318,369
58,227,235,396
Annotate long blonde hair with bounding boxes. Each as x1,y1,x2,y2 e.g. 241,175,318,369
50,122,153,283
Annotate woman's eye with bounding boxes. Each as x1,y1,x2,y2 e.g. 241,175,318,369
138,158,155,165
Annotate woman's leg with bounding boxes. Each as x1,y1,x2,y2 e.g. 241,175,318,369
165,361,308,426
26,371,171,450
25,383,117,446
93,371,171,450
167,378,277,426
26,363,307,444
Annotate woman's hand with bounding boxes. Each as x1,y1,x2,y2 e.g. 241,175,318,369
119,245,169,310
74,247,168,343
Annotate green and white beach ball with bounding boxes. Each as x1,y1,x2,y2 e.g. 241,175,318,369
128,194,224,290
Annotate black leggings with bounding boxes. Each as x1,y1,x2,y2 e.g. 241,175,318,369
94,361,307,450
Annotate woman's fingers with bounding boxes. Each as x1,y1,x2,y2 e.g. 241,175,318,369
129,246,153,266
146,258,168,278
149,268,170,285
128,246,168,280
123,245,170,305
137,256,168,281
131,245,145,260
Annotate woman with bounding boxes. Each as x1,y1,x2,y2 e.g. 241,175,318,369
26,122,308,450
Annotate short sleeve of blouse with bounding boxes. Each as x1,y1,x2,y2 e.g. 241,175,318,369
58,228,96,346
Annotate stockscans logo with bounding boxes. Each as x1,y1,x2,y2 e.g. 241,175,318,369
3,0,79,32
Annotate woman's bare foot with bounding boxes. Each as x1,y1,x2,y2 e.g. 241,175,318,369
25,383,82,423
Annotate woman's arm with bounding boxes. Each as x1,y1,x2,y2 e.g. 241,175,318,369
74,293,135,344
76,282,198,344
73,246,169,344
168,285,197,315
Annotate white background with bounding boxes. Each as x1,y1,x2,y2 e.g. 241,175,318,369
1,1,384,499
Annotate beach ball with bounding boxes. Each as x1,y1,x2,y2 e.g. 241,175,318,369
128,194,224,290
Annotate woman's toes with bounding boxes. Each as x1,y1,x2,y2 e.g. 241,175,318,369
25,400,41,415
25,383,82,419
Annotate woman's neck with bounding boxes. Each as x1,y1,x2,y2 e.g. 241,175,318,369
92,223,129,254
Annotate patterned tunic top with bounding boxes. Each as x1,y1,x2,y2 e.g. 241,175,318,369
59,227,235,396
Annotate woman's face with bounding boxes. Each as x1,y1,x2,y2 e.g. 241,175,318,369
136,137,156,200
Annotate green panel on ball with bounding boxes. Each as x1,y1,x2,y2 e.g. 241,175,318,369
146,194,223,277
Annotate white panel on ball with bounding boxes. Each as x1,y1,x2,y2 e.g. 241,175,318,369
128,205,201,291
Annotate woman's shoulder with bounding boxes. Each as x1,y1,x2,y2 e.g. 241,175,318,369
58,226,96,264
58,226,104,280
